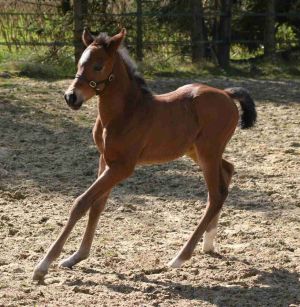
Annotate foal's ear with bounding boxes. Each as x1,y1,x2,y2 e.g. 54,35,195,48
82,27,94,47
107,28,126,54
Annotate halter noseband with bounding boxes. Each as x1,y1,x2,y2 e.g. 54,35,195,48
75,72,115,96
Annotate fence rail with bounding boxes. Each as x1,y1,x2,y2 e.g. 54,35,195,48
1,11,300,17
1,39,299,47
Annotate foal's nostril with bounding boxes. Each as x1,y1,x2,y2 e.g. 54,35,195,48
64,92,77,105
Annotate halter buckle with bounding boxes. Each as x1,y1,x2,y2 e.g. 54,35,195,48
89,80,97,88
108,74,115,82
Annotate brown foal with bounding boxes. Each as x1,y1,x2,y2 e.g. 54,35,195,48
33,28,256,282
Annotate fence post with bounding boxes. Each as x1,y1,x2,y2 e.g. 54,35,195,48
190,0,205,62
136,0,143,62
73,0,88,65
264,0,276,59
217,0,232,69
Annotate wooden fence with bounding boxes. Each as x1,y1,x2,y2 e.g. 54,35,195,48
0,0,299,68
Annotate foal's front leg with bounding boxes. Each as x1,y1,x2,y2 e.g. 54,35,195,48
58,192,110,268
33,162,133,282
59,156,109,268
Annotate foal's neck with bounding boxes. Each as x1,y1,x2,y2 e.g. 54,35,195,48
97,53,143,127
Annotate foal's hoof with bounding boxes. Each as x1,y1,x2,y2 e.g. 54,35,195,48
59,252,87,269
202,244,215,253
167,256,185,268
58,258,74,269
32,268,47,284
202,243,219,254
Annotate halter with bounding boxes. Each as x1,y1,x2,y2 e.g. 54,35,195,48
75,72,115,96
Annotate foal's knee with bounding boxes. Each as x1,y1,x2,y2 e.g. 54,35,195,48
222,160,234,184
69,196,89,221
210,185,228,210
219,185,228,203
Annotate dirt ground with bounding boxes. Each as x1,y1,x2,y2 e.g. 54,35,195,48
0,76,299,307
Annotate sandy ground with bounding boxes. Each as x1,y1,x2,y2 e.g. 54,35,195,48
0,76,299,306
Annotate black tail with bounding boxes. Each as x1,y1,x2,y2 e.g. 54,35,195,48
225,87,257,129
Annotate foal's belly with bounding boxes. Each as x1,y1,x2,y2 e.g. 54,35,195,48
138,100,201,164
138,144,191,165
138,123,200,165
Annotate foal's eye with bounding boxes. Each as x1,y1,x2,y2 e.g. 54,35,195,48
94,64,102,71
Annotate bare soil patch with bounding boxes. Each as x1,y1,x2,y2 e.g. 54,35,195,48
0,76,299,306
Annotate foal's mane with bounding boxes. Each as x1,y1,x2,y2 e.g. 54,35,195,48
94,32,152,96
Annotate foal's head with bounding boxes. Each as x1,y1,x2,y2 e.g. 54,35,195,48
64,28,126,110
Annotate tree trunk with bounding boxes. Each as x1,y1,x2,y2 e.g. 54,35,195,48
136,0,143,61
190,0,205,62
73,0,88,65
212,0,219,58
264,0,276,59
217,0,232,69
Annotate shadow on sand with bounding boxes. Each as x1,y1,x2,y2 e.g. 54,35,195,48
103,267,300,306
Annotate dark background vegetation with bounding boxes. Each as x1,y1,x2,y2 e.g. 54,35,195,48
0,0,300,79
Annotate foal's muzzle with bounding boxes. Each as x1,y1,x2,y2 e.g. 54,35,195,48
64,91,82,110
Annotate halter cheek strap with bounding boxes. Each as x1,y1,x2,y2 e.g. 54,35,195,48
75,73,115,95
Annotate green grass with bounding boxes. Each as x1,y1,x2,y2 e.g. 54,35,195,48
0,46,75,80
141,51,300,80
1,45,300,81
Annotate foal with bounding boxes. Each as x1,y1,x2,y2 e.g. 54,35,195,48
33,29,256,282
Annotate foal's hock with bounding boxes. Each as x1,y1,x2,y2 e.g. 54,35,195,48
33,28,256,282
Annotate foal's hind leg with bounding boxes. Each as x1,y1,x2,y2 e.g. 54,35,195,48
168,146,231,268
186,150,234,254
202,159,234,253
187,148,221,253
202,212,220,253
